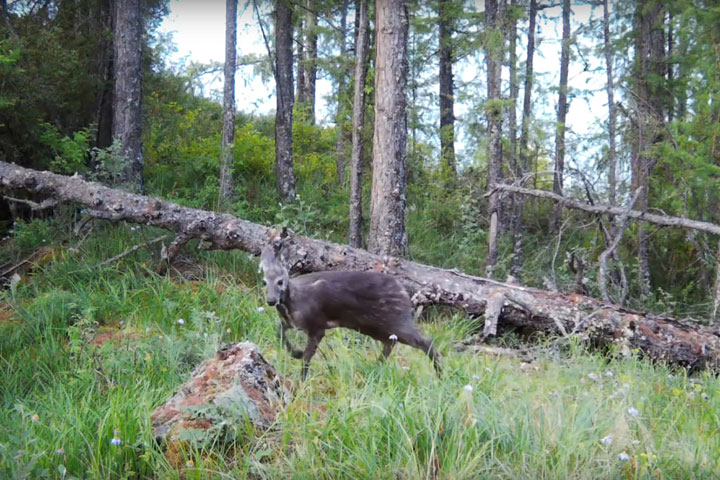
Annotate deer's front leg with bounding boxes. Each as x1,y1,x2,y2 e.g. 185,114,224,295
301,330,325,381
277,320,303,359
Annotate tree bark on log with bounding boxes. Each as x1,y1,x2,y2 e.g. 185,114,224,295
2,161,720,372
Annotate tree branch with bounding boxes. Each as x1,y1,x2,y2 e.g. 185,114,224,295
489,183,720,236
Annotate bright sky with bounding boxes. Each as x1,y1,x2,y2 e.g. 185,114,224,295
158,0,332,119
159,0,610,170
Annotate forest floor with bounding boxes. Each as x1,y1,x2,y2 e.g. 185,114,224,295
1,219,719,479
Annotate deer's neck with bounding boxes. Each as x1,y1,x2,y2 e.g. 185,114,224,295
276,281,296,326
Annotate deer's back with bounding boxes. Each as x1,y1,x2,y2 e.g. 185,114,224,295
288,271,414,337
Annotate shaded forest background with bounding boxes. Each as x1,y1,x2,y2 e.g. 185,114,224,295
1,0,720,318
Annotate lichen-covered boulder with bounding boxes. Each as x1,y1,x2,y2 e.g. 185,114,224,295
150,342,291,443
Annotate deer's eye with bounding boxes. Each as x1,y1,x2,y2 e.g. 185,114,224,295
262,279,267,286
277,279,284,287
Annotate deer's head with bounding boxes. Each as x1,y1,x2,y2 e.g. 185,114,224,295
259,240,290,306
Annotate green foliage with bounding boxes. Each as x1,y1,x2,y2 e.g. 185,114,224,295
38,123,93,175
7,218,56,252
273,195,327,239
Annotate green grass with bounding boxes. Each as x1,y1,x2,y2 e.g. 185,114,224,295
1,220,719,479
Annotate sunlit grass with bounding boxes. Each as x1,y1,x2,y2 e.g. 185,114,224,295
1,221,719,478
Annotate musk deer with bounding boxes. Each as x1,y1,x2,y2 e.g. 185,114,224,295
259,240,441,380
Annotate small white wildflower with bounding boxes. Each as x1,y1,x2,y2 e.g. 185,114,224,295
579,377,587,384
484,367,492,373
56,447,65,455
605,371,614,378
463,384,474,393
618,452,630,462
226,328,232,334
472,374,480,381
389,334,398,342
110,437,122,446
256,307,265,313
601,435,613,446
31,414,40,422
627,407,640,418
145,327,151,333
177,318,185,325
588,372,599,382
185,460,194,468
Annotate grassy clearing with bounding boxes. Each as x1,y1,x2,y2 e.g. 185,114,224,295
1,220,719,479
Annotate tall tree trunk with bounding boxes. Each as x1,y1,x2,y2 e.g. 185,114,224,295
219,0,237,210
438,0,456,186
666,11,673,123
633,0,666,297
368,0,409,257
349,0,370,248
550,0,570,232
507,0,519,279
507,0,518,179
300,0,318,124
296,14,305,106
485,0,504,278
95,0,114,151
275,0,297,203
511,0,536,281
335,0,350,184
603,0,616,208
112,0,144,193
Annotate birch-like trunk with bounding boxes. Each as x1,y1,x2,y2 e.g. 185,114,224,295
219,0,237,210
274,0,297,203
485,0,504,278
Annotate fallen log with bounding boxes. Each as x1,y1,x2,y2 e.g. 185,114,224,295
2,160,720,371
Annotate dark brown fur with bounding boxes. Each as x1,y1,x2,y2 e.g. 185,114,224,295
260,243,440,379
